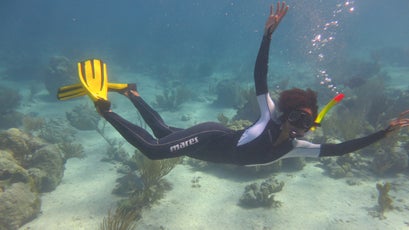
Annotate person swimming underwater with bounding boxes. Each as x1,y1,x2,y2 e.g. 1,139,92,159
90,2,409,166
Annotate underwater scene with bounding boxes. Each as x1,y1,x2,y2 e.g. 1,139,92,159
1,0,409,229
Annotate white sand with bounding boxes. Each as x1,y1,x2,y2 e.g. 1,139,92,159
17,69,409,230
20,154,409,230
136,163,409,230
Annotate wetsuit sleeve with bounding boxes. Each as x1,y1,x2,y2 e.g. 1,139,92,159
319,130,388,157
254,35,271,96
237,34,277,146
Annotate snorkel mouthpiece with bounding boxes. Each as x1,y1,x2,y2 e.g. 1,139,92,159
290,129,297,138
289,129,303,139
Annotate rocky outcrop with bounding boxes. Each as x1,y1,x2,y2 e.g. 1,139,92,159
0,128,66,229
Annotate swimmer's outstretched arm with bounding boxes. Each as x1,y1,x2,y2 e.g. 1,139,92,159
254,2,289,96
319,109,409,157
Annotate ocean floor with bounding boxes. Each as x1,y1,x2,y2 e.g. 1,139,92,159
12,66,409,230
20,147,409,230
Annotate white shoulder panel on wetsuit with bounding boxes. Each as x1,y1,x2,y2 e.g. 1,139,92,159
237,93,278,146
278,139,321,160
245,140,321,167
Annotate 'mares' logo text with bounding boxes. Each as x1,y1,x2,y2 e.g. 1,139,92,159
170,137,199,152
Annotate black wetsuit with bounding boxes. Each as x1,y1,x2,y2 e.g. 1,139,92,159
101,35,388,166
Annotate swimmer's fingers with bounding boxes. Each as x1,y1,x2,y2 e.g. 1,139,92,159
398,109,409,120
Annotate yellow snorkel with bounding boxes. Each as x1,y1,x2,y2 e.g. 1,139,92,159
311,93,344,131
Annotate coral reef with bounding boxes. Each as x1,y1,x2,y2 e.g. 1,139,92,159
137,154,180,189
0,85,23,129
226,119,253,131
0,182,41,230
116,153,179,215
96,122,131,163
0,127,87,228
38,118,77,143
213,79,246,108
217,113,229,126
28,144,66,192
0,128,45,164
319,133,408,178
105,139,130,163
369,182,394,219
233,89,281,122
239,177,284,208
0,128,67,229
0,85,21,113
377,182,393,212
0,128,66,193
154,87,193,111
233,88,259,121
0,111,24,131
57,142,85,159
320,157,352,178
43,56,77,98
112,171,144,197
321,106,369,141
217,113,252,131
22,116,45,133
371,142,408,175
317,73,409,178
99,208,139,230
66,103,101,131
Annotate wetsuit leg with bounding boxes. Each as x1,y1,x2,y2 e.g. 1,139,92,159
102,111,236,162
128,94,182,138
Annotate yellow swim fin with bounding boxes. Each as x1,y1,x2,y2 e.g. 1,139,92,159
78,59,109,102
57,82,130,101
56,58,133,101
57,83,86,100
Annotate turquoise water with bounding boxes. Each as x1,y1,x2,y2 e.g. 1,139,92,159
1,0,408,89
1,1,406,75
1,0,409,229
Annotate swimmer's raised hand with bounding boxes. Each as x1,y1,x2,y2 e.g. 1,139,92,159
264,1,289,39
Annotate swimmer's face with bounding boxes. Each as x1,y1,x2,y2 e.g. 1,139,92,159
286,108,313,138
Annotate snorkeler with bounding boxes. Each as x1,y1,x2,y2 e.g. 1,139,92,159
60,2,409,166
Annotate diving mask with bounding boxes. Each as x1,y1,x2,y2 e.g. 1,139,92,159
288,110,314,131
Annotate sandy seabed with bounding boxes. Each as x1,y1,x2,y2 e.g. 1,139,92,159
20,146,409,230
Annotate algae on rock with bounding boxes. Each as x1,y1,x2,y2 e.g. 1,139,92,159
0,149,41,230
116,153,180,215
376,182,393,217
239,177,284,208
99,208,139,230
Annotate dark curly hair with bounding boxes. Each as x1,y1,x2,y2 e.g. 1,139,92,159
277,88,318,121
